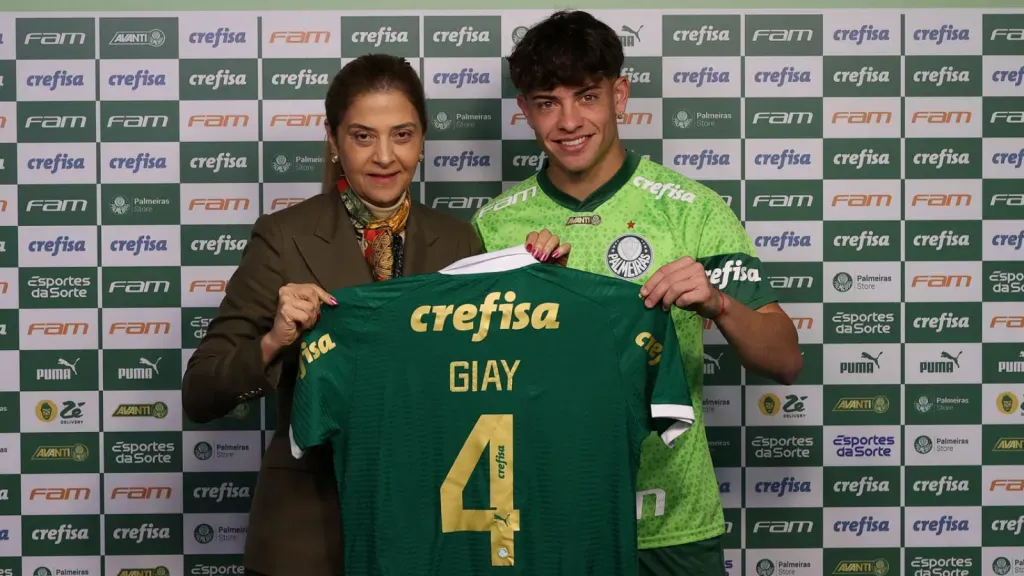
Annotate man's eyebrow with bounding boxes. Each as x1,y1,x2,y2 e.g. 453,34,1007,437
530,84,600,101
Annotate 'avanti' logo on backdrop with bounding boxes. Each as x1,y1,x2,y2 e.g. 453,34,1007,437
109,29,166,47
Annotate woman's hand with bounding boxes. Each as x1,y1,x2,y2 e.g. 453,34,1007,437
260,283,336,365
525,229,571,266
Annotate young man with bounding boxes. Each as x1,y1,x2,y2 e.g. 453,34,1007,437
472,10,804,576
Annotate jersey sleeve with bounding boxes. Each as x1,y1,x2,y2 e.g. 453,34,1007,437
288,317,348,459
470,217,488,252
640,312,695,448
695,193,778,311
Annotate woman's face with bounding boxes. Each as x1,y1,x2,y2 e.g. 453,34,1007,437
328,90,423,207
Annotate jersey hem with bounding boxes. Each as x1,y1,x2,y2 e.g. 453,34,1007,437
638,523,727,550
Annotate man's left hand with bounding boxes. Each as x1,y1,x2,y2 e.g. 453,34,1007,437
639,256,724,318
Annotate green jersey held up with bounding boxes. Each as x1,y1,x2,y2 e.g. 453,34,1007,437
289,246,695,575
473,151,778,548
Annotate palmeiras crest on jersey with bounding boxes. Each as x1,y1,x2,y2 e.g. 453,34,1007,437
606,233,654,280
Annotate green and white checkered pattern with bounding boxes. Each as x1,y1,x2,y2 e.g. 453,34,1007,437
0,8,1022,576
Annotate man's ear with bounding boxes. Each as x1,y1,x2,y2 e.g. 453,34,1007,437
612,76,630,118
516,94,534,129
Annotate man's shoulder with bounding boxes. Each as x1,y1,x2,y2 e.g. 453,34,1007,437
630,158,731,208
471,175,543,224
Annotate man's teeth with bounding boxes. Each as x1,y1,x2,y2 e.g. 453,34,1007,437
562,136,586,146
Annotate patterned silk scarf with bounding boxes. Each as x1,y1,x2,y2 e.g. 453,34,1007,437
337,177,411,282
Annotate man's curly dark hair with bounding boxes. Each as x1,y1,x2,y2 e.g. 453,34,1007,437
507,10,624,95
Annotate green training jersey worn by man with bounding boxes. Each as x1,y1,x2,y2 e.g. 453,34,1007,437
288,245,696,575
472,151,778,549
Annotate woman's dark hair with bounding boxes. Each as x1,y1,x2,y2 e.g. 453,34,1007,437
321,53,428,193
507,10,624,96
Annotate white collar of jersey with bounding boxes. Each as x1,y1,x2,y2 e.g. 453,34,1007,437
439,244,537,275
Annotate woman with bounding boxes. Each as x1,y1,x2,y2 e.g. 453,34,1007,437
181,54,487,576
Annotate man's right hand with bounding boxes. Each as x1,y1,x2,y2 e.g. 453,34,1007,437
261,283,337,365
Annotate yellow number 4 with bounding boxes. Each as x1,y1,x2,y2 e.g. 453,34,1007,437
440,414,520,566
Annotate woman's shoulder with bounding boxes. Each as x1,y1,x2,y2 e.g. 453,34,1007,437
410,200,476,239
258,192,335,230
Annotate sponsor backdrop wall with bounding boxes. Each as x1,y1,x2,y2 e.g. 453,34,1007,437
0,5,1021,576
